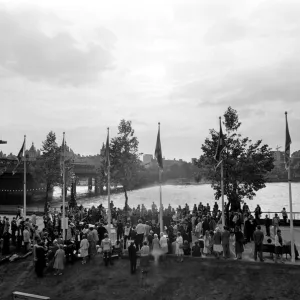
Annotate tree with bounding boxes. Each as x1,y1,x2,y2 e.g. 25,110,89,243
109,120,144,213
194,107,274,211
41,131,61,212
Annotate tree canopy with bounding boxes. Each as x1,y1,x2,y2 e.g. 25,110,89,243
194,107,274,211
109,120,144,212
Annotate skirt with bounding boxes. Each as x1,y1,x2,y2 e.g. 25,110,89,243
213,244,223,252
175,246,184,255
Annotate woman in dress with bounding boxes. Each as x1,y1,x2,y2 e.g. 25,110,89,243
80,234,89,264
159,232,168,255
234,226,244,259
53,244,65,276
140,241,150,287
175,232,184,262
213,227,222,259
203,230,211,256
152,234,160,252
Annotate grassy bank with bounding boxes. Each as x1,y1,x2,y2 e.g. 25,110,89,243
1,255,300,300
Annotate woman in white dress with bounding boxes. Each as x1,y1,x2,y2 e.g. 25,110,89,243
80,234,89,264
203,230,211,256
175,232,184,262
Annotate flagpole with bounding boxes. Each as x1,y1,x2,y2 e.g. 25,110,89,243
286,112,295,262
158,123,163,234
221,160,225,228
62,132,66,241
219,115,225,228
23,135,26,220
107,127,111,239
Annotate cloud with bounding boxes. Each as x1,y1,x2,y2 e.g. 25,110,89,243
204,18,247,45
0,8,116,86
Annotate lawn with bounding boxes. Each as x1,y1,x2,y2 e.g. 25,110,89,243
1,255,300,300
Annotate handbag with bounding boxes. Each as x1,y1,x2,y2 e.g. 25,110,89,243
179,244,183,249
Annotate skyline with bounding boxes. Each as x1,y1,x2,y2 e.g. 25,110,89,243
1,0,300,161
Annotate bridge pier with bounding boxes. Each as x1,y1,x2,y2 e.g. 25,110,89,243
88,176,93,192
94,177,100,195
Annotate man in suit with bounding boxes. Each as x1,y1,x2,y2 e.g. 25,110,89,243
128,241,138,274
221,226,231,259
253,225,264,262
264,215,272,237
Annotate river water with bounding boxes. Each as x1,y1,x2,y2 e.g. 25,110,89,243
54,182,300,216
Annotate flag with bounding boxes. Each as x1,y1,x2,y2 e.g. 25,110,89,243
155,125,163,170
284,113,292,170
12,138,25,175
105,131,110,167
214,118,225,169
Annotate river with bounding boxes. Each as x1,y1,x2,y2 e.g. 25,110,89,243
53,182,300,215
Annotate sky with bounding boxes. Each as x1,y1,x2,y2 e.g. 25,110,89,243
0,0,300,162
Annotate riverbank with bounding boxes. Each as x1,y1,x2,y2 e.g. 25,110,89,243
1,254,300,300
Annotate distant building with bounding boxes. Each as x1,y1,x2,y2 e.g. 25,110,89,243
271,150,285,168
25,142,41,161
143,154,153,166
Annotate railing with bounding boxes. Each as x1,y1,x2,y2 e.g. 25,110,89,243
261,211,300,221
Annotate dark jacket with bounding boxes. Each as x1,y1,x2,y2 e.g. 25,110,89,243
253,230,264,245
128,244,138,261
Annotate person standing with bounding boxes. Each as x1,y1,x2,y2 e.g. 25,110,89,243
35,242,47,278
123,223,131,249
264,215,272,237
53,244,65,276
281,208,288,225
140,241,150,287
254,205,262,225
175,232,184,262
80,234,89,265
136,219,145,250
221,226,231,259
128,241,138,274
234,226,244,260
253,225,264,262
23,227,30,254
274,229,284,263
11,217,18,246
159,232,168,257
101,233,113,266
213,227,222,259
272,214,280,237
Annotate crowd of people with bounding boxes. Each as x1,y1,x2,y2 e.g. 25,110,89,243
0,200,298,280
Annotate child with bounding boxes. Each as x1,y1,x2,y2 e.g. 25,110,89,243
192,240,201,257
199,235,204,255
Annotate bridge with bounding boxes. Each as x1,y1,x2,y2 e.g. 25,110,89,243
0,158,104,204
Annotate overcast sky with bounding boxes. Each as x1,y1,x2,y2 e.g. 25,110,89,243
0,0,299,161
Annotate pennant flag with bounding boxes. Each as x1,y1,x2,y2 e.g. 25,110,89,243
105,130,110,167
284,112,292,170
155,123,163,170
12,138,25,175
214,117,225,169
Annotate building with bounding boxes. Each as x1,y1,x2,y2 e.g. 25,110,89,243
271,150,284,167
25,143,41,161
143,154,153,166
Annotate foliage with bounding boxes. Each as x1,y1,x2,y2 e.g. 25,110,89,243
194,106,274,211
40,131,75,212
41,131,60,207
109,120,144,211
